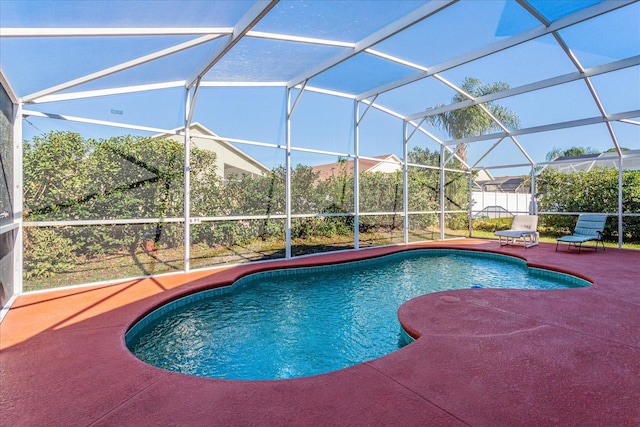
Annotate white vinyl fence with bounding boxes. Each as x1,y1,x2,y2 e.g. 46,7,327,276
472,192,533,218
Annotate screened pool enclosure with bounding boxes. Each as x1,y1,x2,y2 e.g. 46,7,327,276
1,0,639,303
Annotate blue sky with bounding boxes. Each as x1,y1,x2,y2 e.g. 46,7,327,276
1,0,638,175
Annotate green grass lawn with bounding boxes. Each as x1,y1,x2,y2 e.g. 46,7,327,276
471,229,640,249
22,228,639,292
23,231,400,292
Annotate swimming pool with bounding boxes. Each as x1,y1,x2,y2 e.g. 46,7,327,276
126,250,589,380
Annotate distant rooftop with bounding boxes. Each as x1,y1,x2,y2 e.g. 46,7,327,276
544,149,640,172
311,154,401,181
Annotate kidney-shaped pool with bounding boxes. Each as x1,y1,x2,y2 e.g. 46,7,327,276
126,250,589,380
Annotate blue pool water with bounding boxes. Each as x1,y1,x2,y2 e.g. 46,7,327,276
126,250,589,380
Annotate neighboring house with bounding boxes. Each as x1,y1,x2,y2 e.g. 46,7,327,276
311,154,403,181
156,123,270,180
311,156,534,215
472,169,533,216
474,168,493,184
474,167,531,194
475,175,531,193
541,149,640,172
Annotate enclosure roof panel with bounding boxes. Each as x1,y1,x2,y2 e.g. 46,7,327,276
1,0,638,169
0,0,252,28
251,0,428,43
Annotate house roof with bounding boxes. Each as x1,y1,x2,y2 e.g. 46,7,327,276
476,175,529,192
555,153,600,162
311,154,401,180
156,122,270,175
545,149,640,172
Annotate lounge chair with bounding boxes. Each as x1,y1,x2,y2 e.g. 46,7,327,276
555,214,607,253
494,215,539,248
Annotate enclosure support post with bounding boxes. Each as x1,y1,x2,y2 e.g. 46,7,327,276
285,87,293,259
439,145,445,240
468,171,473,237
353,96,377,249
530,166,537,215
14,101,23,295
183,86,195,273
618,157,623,249
353,101,360,250
402,121,409,244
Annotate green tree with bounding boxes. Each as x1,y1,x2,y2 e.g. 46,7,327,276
536,167,640,241
23,131,95,220
407,147,439,214
23,131,225,274
23,132,188,223
407,146,468,229
407,146,439,167
426,77,520,162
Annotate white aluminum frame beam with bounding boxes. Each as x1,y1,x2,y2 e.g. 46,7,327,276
287,0,457,89
407,123,470,170
620,119,640,126
471,138,506,168
357,0,635,101
520,0,625,159
183,87,196,273
439,146,446,240
572,59,624,157
352,95,379,249
431,73,534,166
23,34,222,103
285,87,293,259
354,101,361,249
200,81,287,88
28,81,186,104
13,101,24,296
363,33,636,170
474,162,533,170
405,55,640,122
619,158,625,248
186,77,202,127
402,121,409,243
186,0,279,89
21,109,175,134
441,110,640,146
0,27,232,37
246,31,355,48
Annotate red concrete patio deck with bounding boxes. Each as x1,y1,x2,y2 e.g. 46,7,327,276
1,239,639,426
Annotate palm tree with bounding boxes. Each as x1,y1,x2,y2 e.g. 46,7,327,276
427,77,520,163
